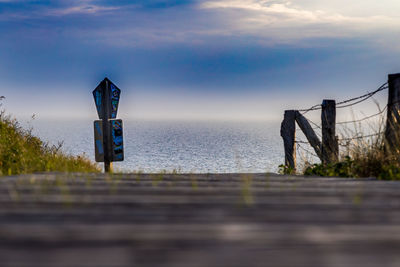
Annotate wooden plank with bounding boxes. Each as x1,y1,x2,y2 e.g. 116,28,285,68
280,110,296,170
321,100,338,164
0,173,399,266
295,111,322,159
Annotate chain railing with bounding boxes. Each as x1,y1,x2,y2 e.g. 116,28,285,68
280,76,398,170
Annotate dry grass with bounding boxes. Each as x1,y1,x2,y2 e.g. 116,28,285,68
302,105,400,180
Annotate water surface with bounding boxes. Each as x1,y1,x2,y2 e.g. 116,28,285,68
29,119,284,173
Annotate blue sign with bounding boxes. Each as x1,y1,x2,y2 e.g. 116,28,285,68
110,83,120,119
92,78,121,119
94,119,124,162
93,84,103,119
111,119,124,161
94,120,104,162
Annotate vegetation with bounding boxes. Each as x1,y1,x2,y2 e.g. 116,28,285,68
0,108,100,176
301,118,400,180
278,164,295,175
304,151,400,180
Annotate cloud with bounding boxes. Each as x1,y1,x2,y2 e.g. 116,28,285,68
1,0,399,50
47,4,120,16
0,1,124,20
198,0,400,42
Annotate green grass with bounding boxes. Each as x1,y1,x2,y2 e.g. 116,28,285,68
303,149,400,180
0,110,100,175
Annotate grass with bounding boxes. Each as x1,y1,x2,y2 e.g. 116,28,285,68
0,108,100,175
300,107,400,180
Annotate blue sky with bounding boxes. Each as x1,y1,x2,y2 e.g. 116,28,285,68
0,0,399,120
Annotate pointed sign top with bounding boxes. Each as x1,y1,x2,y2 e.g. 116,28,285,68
92,78,121,119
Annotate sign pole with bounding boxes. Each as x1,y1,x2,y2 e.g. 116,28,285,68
93,77,123,172
102,79,113,173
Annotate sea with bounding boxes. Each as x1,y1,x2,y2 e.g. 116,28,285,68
27,119,286,173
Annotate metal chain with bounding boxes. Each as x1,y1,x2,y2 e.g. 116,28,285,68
336,106,387,125
297,82,388,114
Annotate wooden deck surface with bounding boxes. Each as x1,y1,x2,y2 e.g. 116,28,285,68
0,173,400,266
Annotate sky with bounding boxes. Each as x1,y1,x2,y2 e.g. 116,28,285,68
0,0,399,121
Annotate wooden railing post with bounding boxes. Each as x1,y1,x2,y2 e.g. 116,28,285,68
385,73,400,154
321,100,338,164
280,110,296,170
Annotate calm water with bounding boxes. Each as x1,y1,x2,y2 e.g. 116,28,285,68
28,119,284,173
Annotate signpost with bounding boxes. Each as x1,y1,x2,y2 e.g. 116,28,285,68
93,78,124,172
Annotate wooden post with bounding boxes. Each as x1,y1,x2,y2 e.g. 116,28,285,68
295,111,322,159
102,79,113,173
280,110,296,170
385,73,400,154
321,100,338,164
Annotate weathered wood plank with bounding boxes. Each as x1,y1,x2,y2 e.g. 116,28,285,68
295,111,322,159
0,173,399,267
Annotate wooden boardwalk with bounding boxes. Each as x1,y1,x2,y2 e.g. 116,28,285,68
0,173,400,266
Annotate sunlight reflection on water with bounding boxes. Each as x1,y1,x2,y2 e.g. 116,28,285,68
28,119,284,173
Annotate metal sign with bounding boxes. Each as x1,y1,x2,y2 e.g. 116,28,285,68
110,83,121,119
94,119,124,162
111,119,124,161
93,84,103,119
94,120,104,162
93,78,124,172
92,78,121,120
